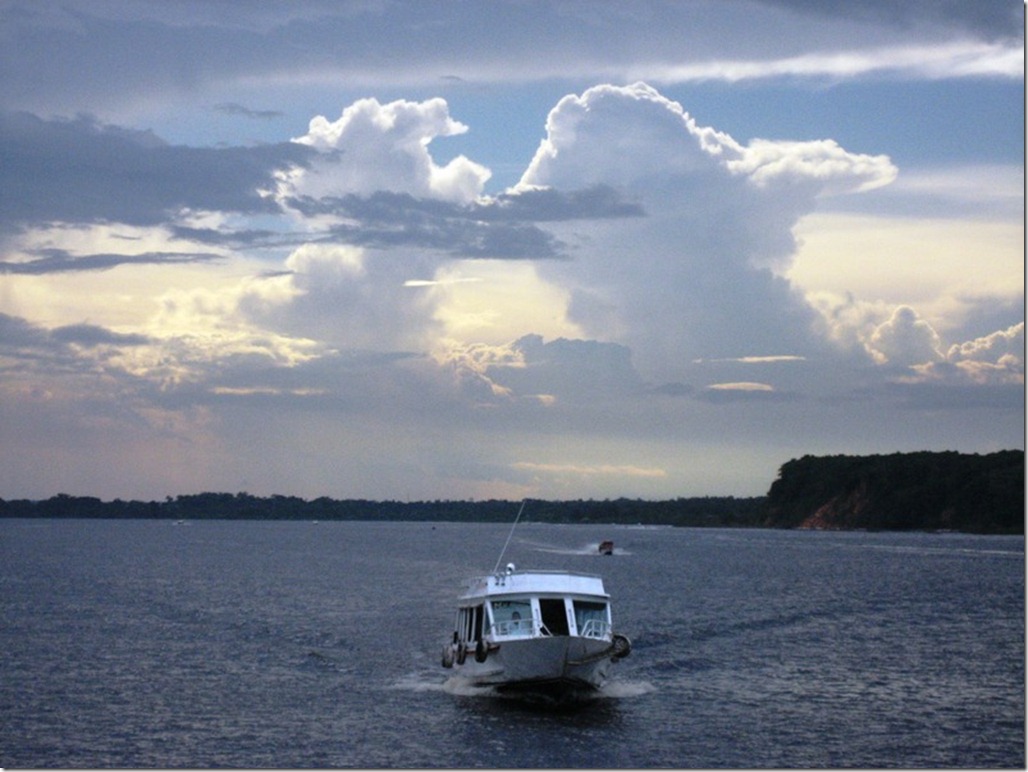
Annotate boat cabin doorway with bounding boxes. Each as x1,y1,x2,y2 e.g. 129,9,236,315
539,598,570,636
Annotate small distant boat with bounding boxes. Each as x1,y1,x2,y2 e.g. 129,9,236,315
441,564,631,701
598,540,614,556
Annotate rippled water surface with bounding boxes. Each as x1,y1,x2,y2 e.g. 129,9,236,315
2,519,1023,768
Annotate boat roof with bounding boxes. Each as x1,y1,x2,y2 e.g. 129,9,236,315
459,569,608,601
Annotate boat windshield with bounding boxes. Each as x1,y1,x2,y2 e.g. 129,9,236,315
490,599,533,637
573,599,610,638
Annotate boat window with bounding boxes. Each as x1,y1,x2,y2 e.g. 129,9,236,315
456,607,469,643
456,604,485,643
539,598,570,636
491,599,532,637
472,604,483,641
573,600,610,638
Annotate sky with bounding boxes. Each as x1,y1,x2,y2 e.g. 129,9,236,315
0,0,1023,503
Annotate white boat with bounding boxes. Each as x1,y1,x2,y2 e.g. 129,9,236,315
441,562,631,701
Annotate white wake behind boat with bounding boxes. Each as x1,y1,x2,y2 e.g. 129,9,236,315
441,562,631,701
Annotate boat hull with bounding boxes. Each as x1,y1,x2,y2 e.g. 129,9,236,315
453,636,613,698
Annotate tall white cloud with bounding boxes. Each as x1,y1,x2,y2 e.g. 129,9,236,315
516,82,897,380
947,321,1024,364
241,243,443,354
916,321,1026,386
866,305,944,366
281,97,490,205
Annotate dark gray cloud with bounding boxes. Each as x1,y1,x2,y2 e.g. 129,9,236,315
0,112,312,230
650,382,695,397
485,334,645,398
0,2,750,114
1,0,1020,164
0,312,150,355
284,186,642,259
50,323,150,347
872,379,1026,411
167,225,284,248
0,312,50,349
288,194,562,258
0,248,222,275
0,104,643,258
212,103,284,120
286,185,643,223
759,0,1024,41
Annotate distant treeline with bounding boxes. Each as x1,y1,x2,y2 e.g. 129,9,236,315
1,450,1022,533
0,493,766,528
764,450,1023,534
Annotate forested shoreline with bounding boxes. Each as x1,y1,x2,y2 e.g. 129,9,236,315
1,450,1022,534
763,450,1023,534
0,493,766,528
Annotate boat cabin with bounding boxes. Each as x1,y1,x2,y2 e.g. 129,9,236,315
453,568,612,648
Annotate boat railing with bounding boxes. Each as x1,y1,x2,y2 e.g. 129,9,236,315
578,619,612,639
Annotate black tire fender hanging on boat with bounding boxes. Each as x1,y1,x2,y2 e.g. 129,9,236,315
474,639,488,663
456,642,467,665
442,645,454,669
611,633,632,660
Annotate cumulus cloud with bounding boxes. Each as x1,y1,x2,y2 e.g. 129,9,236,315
516,82,897,379
1,83,1003,415
272,98,648,262
283,97,490,205
876,319,1023,410
947,321,1024,364
236,242,443,354
866,305,944,366
906,321,1026,387
522,82,895,207
804,292,1023,396
727,138,896,194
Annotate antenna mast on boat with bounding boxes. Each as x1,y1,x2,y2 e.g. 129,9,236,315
493,499,527,574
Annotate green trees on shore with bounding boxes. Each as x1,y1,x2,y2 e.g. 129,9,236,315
1,450,1022,533
764,450,1023,534
0,492,766,528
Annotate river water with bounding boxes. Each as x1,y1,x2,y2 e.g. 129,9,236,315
1,519,1023,768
